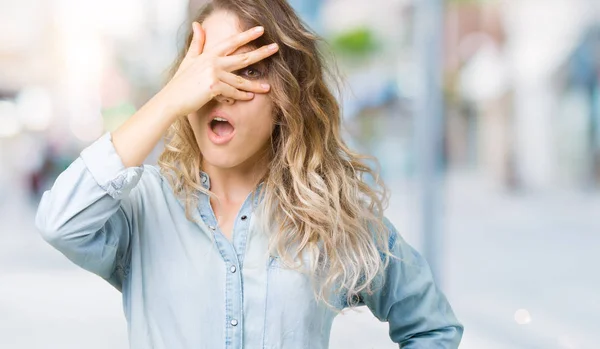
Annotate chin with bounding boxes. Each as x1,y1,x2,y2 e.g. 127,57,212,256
201,149,244,169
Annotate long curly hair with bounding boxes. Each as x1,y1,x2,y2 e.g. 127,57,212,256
158,0,391,308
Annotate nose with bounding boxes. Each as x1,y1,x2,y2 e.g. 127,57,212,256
214,95,235,105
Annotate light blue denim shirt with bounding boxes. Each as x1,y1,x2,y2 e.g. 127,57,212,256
35,132,463,349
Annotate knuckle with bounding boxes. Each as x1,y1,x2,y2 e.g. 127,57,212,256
206,61,217,72
207,71,219,84
241,53,251,64
208,81,219,92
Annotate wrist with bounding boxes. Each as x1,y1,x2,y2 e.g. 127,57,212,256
152,87,182,122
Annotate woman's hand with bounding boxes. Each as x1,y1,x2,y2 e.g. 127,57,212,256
162,22,279,117
111,22,279,167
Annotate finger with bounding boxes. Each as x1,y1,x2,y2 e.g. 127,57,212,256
212,26,265,56
219,43,279,72
215,81,255,101
196,23,206,54
219,71,271,93
186,22,205,57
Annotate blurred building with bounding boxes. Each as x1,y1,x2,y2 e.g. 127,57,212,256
0,0,189,196
443,0,600,192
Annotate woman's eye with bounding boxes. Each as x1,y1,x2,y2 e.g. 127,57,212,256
240,67,262,79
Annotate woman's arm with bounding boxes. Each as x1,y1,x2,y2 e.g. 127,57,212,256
360,217,464,348
35,23,278,288
35,133,144,290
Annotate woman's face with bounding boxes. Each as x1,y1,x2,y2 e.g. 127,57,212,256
188,10,275,171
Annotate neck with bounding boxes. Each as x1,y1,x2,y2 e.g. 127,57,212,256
201,151,270,204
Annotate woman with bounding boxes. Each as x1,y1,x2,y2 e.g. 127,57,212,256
36,0,463,348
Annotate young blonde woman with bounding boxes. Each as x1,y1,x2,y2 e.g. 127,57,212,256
36,0,463,348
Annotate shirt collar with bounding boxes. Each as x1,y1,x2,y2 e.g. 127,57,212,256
199,171,211,190
199,171,265,205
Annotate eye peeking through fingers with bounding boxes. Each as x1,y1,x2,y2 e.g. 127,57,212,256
235,65,264,80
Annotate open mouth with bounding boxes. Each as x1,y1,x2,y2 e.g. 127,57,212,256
209,117,235,137
207,114,236,145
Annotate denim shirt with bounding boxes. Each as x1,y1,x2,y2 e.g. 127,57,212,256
35,132,463,349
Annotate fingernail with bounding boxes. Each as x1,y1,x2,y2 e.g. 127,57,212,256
268,43,278,51
254,26,264,33
247,92,255,98
261,83,270,90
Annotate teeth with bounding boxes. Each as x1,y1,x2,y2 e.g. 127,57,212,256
213,117,228,122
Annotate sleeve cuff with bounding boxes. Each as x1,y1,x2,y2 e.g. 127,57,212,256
80,132,145,199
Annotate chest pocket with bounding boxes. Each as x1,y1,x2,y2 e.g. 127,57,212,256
262,256,335,349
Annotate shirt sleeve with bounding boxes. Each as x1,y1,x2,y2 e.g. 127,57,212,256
35,132,144,290
360,217,464,348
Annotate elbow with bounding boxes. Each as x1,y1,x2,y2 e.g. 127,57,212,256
394,325,464,349
35,206,62,246
389,314,464,347
452,323,465,343
35,192,70,247
417,323,464,347
436,324,464,348
439,323,464,345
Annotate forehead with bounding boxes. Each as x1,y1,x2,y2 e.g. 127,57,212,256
201,10,249,52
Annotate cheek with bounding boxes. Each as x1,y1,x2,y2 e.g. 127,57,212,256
245,96,275,136
187,111,208,137
187,113,199,130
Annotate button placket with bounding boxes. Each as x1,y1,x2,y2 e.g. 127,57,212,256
198,174,262,346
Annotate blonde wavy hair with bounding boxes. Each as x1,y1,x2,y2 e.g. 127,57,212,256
158,0,392,308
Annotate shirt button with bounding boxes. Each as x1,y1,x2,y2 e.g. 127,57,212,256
230,265,237,273
230,319,238,326
208,225,216,231
241,215,248,221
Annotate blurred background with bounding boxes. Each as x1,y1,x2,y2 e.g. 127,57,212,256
1,0,599,348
